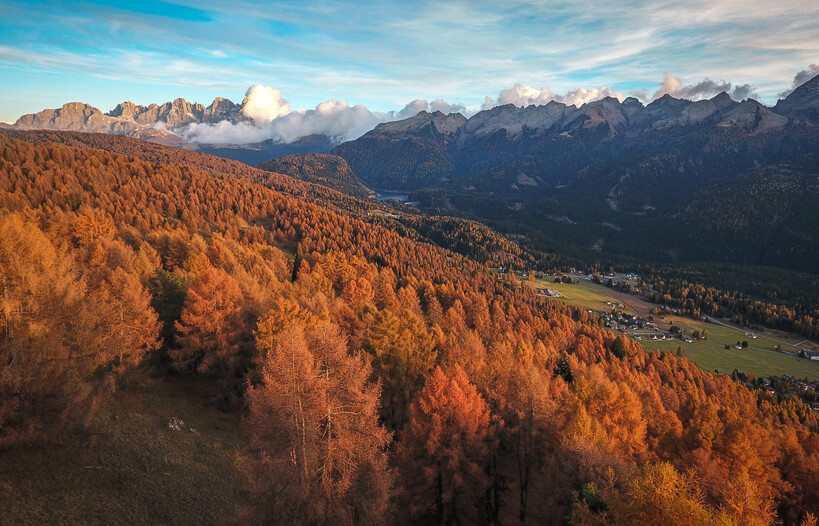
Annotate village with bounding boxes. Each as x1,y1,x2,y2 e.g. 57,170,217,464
495,265,819,405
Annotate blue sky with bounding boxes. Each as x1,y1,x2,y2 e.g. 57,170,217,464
1,0,818,123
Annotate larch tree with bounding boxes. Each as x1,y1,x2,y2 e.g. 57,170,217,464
0,215,94,447
570,462,736,526
396,365,497,525
242,321,393,525
92,266,161,377
171,255,246,377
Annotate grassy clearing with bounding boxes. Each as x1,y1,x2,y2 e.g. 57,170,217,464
528,278,637,315
524,277,819,380
0,374,247,525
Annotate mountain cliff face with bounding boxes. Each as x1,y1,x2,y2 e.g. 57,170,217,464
11,96,250,146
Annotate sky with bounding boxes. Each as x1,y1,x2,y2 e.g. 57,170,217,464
1,0,817,141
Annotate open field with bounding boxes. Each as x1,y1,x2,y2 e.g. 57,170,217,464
0,374,247,525
524,276,819,380
527,278,638,315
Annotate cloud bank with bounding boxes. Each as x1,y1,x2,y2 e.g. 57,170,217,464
631,73,757,102
179,85,469,145
482,83,624,110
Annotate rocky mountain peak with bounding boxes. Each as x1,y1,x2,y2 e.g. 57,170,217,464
107,101,141,118
206,97,239,122
710,91,735,109
371,109,464,137
774,74,819,123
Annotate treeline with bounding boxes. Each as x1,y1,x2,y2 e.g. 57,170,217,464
1,133,818,525
640,275,819,341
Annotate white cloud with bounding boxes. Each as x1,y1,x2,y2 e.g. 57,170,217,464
240,84,290,125
177,120,272,144
177,85,468,145
482,83,624,109
396,98,467,119
267,100,384,143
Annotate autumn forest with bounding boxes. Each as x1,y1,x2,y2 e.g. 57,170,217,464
1,130,818,525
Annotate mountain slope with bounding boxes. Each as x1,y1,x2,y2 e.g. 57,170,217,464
677,155,819,269
258,153,372,198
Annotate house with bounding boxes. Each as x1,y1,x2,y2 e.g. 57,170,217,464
806,350,819,361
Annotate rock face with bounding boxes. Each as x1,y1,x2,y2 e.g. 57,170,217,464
12,95,246,145
16,102,113,133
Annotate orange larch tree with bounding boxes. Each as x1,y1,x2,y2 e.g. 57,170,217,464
243,322,393,525
397,365,497,525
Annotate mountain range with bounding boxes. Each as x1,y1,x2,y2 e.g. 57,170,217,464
332,77,819,191
8,75,818,162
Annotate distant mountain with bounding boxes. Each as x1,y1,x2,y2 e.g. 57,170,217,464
258,153,372,199
332,84,813,191
8,96,333,162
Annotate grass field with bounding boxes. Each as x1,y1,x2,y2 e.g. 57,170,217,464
524,276,819,380
0,374,248,525
530,278,636,314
